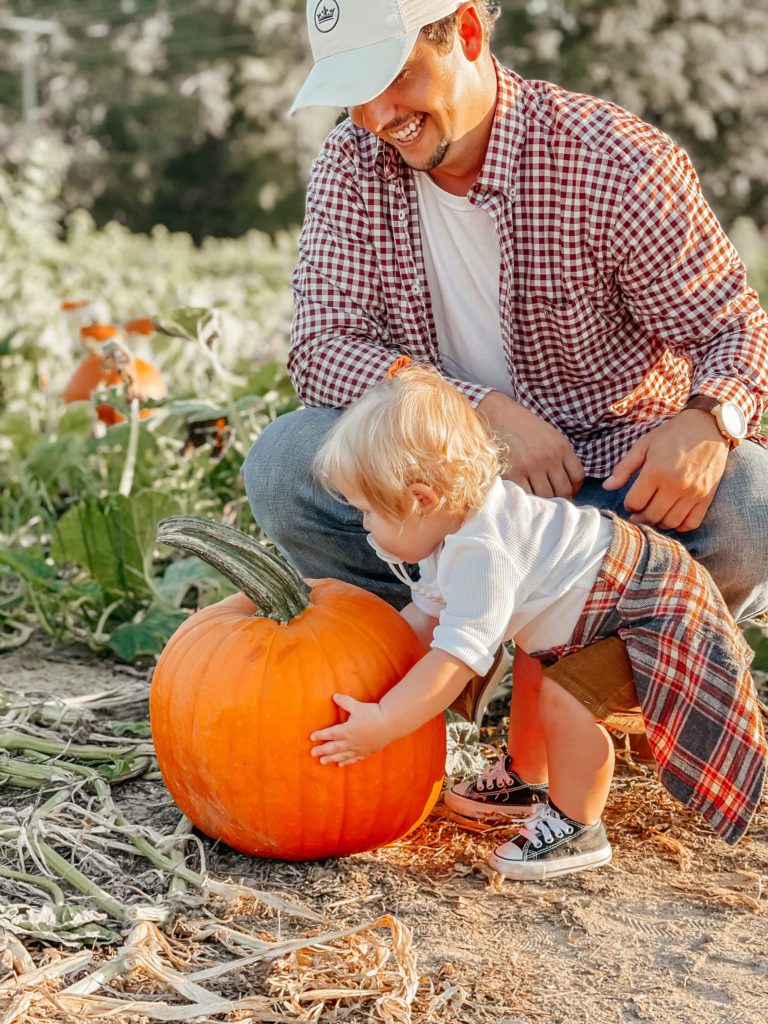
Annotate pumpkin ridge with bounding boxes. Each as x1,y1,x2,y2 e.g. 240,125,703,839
299,612,353,854
237,609,283,850
207,613,273,846
156,615,224,813
299,601,426,853
315,595,412,700
312,611,387,846
156,607,267,828
160,594,250,649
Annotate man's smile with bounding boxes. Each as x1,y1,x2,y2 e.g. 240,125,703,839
389,113,427,144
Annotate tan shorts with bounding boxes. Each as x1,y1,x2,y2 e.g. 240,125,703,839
544,635,646,734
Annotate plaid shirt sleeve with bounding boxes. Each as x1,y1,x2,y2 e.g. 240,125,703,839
611,144,768,435
287,139,404,407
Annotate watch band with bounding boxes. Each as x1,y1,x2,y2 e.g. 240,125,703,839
685,395,720,415
684,395,744,448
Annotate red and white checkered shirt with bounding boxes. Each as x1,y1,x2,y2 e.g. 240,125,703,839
288,59,768,476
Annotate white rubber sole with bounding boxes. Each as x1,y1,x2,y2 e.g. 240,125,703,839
487,844,613,880
443,790,536,820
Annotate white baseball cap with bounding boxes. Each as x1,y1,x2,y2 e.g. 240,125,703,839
290,0,462,115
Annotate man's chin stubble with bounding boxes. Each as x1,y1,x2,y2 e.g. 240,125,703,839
402,137,450,172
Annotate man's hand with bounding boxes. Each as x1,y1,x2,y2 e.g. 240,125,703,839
310,694,394,767
477,391,584,498
603,408,730,532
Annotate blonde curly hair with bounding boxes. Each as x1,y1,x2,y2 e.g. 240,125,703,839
314,362,503,520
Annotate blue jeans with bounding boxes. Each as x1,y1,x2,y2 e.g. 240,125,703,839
242,407,768,622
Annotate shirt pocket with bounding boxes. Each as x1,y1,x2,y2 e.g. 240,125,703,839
520,294,631,382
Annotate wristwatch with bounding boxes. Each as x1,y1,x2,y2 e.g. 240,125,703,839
685,395,748,448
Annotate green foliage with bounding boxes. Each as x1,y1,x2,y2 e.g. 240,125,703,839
52,491,183,601
0,157,299,660
2,1,767,236
1,0,315,241
493,1,768,228
108,604,189,662
743,626,768,673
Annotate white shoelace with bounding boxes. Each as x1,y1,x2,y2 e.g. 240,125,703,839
518,804,573,848
476,755,514,792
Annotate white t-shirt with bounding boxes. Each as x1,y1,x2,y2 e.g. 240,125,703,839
413,172,513,397
371,477,614,675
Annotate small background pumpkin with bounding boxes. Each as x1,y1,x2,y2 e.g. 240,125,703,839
150,517,446,861
62,325,166,425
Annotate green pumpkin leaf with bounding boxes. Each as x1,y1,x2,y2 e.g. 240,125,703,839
103,721,152,738
56,404,96,439
0,547,58,583
0,327,23,356
109,602,188,661
151,307,218,344
235,362,295,399
25,435,92,492
52,491,181,600
159,400,228,421
0,411,41,461
0,901,120,946
743,625,768,672
155,554,235,608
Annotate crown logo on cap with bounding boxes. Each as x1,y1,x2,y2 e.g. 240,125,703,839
314,0,340,32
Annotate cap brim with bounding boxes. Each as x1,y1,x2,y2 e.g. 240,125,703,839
289,29,420,115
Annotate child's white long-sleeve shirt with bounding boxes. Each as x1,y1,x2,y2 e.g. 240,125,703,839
374,477,614,675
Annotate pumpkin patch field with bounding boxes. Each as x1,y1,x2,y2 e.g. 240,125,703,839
1,152,768,1024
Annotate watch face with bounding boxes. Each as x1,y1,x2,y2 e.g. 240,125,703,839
719,401,748,439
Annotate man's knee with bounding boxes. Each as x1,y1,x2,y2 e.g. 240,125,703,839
683,441,768,617
242,407,342,530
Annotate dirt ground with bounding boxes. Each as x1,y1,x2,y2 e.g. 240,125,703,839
1,636,767,1024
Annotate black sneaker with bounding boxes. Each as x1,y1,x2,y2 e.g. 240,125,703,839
443,754,548,819
487,802,612,880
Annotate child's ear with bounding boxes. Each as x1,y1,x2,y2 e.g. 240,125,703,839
409,483,440,513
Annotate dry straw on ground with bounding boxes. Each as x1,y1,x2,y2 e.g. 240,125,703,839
0,651,766,1023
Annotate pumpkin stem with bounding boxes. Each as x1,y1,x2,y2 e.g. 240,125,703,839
157,516,311,622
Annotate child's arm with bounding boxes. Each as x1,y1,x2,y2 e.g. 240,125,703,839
309,647,475,767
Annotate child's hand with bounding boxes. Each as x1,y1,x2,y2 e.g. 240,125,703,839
310,694,393,767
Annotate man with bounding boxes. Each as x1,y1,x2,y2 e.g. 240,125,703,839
244,1,768,758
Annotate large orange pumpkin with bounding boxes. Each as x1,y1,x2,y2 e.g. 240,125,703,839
62,350,166,425
150,517,446,860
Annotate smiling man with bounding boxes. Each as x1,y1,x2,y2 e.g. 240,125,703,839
244,2,768,773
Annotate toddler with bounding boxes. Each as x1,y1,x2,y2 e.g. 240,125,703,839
309,362,766,880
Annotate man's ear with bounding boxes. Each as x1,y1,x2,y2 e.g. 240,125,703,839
456,3,484,61
408,482,440,513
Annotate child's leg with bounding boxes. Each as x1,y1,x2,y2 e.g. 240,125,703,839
507,648,548,784
487,674,615,879
539,674,614,825
443,648,550,819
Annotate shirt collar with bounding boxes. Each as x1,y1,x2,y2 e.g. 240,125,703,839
374,57,527,198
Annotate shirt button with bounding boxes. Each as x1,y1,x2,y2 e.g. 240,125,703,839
413,283,422,296
398,210,406,221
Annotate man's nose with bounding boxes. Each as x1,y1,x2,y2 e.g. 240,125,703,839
350,92,396,134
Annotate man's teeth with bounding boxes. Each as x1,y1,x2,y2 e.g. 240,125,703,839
391,115,424,142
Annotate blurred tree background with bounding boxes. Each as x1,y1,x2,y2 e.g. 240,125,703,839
0,0,766,241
